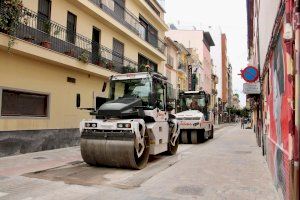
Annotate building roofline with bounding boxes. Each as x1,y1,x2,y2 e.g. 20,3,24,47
204,31,215,46
153,0,166,13
165,37,180,51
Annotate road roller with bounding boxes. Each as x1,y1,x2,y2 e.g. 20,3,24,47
79,72,180,169
175,91,214,144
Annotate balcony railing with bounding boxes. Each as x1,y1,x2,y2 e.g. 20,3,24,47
177,63,187,73
89,0,166,54
0,5,138,74
167,54,174,67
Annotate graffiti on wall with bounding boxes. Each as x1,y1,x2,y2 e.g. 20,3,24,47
263,33,293,199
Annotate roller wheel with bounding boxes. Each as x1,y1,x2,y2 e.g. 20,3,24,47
80,131,150,170
181,131,188,144
133,131,150,169
199,130,205,142
204,131,209,141
191,130,198,144
167,137,179,155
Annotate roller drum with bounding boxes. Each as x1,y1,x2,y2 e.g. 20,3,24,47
80,130,150,169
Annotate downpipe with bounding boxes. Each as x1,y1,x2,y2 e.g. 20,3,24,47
294,0,300,199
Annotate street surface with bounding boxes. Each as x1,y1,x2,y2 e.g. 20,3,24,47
0,125,279,200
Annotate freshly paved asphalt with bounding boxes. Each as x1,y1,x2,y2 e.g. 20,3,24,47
0,124,279,200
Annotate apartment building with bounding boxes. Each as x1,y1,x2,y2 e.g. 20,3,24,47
166,28,215,95
0,0,168,156
173,41,190,92
221,33,228,105
164,37,179,95
188,48,204,91
227,63,233,107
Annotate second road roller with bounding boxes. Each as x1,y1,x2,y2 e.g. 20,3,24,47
78,72,180,169
175,91,214,144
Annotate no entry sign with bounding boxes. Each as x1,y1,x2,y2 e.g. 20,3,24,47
241,66,259,83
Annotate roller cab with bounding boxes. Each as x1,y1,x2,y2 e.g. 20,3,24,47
79,72,180,169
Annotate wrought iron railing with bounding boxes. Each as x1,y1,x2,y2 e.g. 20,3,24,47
0,5,138,74
89,0,166,54
178,63,187,73
167,54,174,67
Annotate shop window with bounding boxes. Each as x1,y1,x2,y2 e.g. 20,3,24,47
1,89,48,117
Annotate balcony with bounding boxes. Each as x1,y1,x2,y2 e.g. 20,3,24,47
0,5,138,74
89,0,166,54
177,63,187,73
166,54,174,68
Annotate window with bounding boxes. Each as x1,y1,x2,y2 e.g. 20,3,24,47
112,38,124,67
153,79,165,110
1,90,48,117
92,27,101,64
139,16,158,47
37,0,51,33
114,0,125,19
139,18,148,41
66,11,77,44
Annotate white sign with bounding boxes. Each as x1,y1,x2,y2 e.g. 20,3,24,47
243,83,261,94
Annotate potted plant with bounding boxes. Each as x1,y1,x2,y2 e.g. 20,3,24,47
53,27,61,37
123,65,137,73
40,20,51,49
95,57,106,67
106,61,113,70
64,49,76,57
139,64,150,72
0,0,24,50
78,49,89,63
23,35,35,43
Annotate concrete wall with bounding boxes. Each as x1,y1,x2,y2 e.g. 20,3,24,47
0,51,104,131
257,0,281,71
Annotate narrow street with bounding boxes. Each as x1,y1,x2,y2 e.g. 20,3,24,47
0,125,279,200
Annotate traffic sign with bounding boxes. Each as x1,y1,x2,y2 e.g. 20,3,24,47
243,82,261,94
241,66,259,83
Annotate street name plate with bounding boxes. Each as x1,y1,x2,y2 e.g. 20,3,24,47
243,82,261,94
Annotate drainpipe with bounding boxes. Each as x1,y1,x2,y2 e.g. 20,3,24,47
255,0,263,149
294,0,300,199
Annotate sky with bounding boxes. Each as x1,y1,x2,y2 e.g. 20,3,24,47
163,0,248,107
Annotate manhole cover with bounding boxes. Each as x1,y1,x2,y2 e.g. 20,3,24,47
33,157,47,160
234,151,252,154
174,185,204,196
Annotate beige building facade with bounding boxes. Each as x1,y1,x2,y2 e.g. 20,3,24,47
0,0,167,156
164,37,179,95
